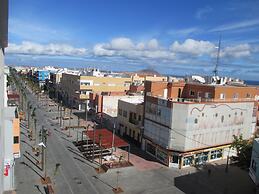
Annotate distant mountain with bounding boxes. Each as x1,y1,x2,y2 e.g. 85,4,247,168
135,68,161,76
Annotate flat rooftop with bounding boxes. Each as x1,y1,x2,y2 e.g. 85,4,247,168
120,96,144,104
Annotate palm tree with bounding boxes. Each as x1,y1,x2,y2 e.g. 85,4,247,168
30,107,36,141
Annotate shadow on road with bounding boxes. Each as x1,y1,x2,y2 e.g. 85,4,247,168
20,161,44,180
21,140,34,150
174,163,255,194
92,175,115,190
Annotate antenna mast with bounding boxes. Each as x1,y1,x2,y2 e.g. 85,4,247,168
213,35,221,77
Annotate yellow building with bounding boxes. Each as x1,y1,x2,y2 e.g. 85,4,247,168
59,73,132,109
131,74,167,84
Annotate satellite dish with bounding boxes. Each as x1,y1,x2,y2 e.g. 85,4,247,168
38,142,46,148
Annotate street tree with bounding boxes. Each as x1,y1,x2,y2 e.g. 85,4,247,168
231,134,253,168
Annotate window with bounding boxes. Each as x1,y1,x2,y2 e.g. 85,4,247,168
215,113,218,117
129,128,132,136
221,115,224,123
241,112,243,116
81,82,91,86
124,127,128,135
202,113,204,117
123,111,127,118
233,93,239,99
194,118,198,124
146,143,156,156
14,136,19,144
157,149,168,163
205,92,212,99
220,93,225,99
190,90,195,96
118,109,122,116
183,156,193,166
171,155,179,164
210,149,223,160
138,115,141,121
197,92,202,98
246,93,251,98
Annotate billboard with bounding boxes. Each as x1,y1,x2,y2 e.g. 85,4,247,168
0,0,8,48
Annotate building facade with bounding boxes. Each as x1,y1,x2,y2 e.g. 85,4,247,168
117,98,144,146
34,70,50,87
142,81,258,168
249,138,259,185
60,73,132,109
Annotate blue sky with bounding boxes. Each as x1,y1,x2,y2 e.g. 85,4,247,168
5,0,259,80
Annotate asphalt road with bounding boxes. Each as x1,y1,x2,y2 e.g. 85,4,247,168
14,75,112,194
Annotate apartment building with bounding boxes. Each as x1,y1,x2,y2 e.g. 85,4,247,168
89,92,143,129
60,73,132,109
0,0,9,192
249,138,259,185
142,80,258,168
117,98,144,146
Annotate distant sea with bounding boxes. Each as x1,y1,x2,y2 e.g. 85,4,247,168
245,80,259,86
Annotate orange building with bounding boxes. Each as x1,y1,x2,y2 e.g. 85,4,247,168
12,117,20,158
145,80,258,102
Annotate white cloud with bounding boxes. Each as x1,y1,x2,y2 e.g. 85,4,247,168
109,37,134,50
195,6,213,19
6,41,87,56
221,44,251,58
147,39,159,49
167,27,201,37
210,19,259,32
93,43,115,56
170,39,215,55
93,37,173,59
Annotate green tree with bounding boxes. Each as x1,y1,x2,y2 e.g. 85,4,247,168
231,135,253,168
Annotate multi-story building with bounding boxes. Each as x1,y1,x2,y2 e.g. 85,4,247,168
89,92,143,129
0,0,9,192
249,138,259,185
34,70,50,87
59,73,132,109
117,98,144,146
142,80,258,168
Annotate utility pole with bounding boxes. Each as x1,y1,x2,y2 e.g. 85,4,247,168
69,108,72,127
225,147,231,173
85,100,88,124
92,123,96,162
99,134,102,166
112,123,115,155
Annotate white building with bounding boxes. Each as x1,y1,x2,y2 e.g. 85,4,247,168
143,95,256,168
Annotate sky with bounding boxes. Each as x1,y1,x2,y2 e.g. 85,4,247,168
5,0,259,80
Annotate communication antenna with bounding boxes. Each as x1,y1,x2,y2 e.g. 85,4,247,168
213,35,221,77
